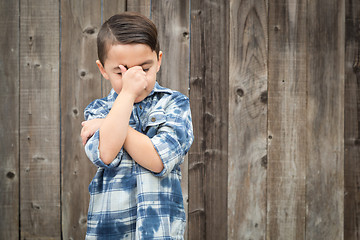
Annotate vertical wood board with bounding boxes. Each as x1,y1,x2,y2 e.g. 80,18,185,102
267,0,307,239
189,0,229,239
344,0,360,239
60,1,101,239
228,0,268,239
306,0,345,239
152,0,190,95
19,0,61,238
0,1,20,239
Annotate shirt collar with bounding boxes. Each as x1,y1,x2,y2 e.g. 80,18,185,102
147,82,173,97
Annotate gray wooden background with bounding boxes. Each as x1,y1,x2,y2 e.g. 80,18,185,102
0,0,359,239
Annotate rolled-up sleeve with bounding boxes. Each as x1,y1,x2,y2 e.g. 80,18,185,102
83,96,123,169
150,95,194,177
84,130,123,169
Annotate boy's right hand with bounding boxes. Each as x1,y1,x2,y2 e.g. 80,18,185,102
119,65,148,100
81,118,105,145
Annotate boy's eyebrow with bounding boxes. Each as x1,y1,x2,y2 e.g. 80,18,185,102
138,60,154,66
112,60,154,71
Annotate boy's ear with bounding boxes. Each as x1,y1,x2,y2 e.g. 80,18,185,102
156,51,163,72
96,60,109,80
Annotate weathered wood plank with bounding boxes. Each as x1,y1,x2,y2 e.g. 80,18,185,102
306,0,345,239
228,0,268,239
101,0,127,97
151,0,190,95
189,0,229,239
127,0,151,17
61,1,101,239
266,0,307,239
19,0,61,238
151,1,190,238
0,1,19,239
344,0,360,239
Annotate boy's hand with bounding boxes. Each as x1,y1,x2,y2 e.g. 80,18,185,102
81,118,105,145
119,65,148,100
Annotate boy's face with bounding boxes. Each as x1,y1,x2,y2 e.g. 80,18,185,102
96,43,162,102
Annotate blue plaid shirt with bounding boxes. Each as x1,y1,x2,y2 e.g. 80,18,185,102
84,82,194,239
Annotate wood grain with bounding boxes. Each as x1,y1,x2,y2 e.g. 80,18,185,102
344,0,360,239
151,1,190,238
60,1,101,239
127,0,151,17
267,0,307,239
19,0,61,238
228,0,268,239
0,1,19,239
306,0,345,239
152,0,190,95
101,0,127,97
189,0,229,239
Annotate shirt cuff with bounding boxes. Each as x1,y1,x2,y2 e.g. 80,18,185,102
150,133,184,177
85,130,123,169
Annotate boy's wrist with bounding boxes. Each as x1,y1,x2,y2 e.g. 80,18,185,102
118,89,137,103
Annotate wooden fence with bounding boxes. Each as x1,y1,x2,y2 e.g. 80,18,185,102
0,0,358,239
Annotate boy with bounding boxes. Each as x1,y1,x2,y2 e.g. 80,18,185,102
80,12,194,239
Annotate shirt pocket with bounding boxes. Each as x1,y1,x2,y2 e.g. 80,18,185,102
142,110,166,138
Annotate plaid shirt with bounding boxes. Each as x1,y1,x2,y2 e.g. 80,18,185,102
84,82,194,239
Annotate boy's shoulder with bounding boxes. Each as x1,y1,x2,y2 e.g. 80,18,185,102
148,83,190,114
152,82,189,103
84,89,117,120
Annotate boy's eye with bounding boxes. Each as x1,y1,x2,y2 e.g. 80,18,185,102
117,72,122,75
143,68,149,72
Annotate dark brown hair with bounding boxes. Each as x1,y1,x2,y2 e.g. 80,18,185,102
97,12,160,65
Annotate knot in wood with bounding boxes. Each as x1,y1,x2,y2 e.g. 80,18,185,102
261,156,267,169
73,108,79,116
6,171,15,179
260,91,268,103
182,31,189,39
236,88,244,97
29,36,33,46
31,202,41,210
353,62,360,73
83,27,96,35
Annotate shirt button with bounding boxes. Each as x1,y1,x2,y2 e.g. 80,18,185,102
151,117,156,122
139,105,142,110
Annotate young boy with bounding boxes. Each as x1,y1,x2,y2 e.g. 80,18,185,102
80,12,194,239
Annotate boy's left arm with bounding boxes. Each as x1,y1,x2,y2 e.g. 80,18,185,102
124,95,194,177
123,127,164,173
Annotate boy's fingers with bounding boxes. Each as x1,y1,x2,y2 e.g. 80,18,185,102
119,65,127,74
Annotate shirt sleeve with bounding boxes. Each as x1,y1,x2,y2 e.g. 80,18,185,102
84,130,123,169
83,96,124,169
84,98,109,121
150,94,194,177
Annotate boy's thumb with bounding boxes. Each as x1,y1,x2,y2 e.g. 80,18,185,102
119,65,127,74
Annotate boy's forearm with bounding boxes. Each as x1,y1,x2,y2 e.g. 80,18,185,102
124,126,164,173
99,91,135,164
